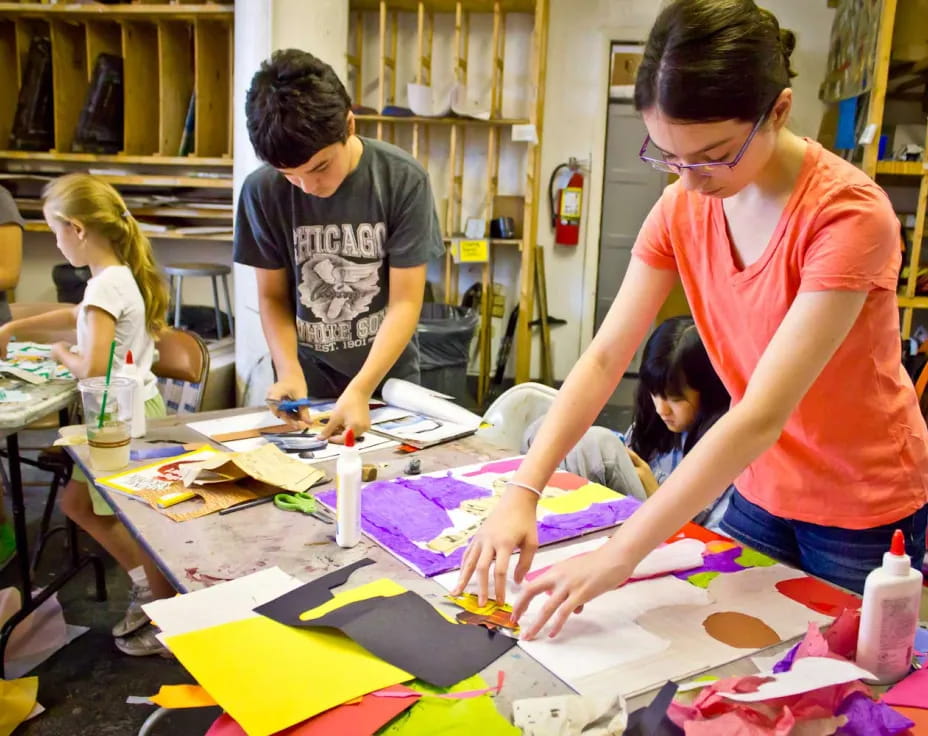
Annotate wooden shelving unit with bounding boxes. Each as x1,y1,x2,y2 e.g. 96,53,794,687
0,2,234,242
858,0,928,338
348,0,548,405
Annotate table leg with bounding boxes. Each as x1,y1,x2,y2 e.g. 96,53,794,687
173,276,183,329
0,432,108,679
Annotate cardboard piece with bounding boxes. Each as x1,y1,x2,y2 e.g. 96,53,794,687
204,685,419,736
260,581,516,688
180,443,324,494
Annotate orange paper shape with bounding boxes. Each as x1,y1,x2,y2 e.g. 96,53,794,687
149,684,218,709
204,685,419,736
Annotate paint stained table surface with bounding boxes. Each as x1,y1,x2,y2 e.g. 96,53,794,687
0,377,75,432
68,407,797,714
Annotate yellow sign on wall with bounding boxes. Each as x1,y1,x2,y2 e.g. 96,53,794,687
454,239,489,263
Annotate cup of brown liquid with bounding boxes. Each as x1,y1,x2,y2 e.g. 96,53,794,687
78,376,134,472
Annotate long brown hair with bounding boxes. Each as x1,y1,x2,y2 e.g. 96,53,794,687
43,173,168,335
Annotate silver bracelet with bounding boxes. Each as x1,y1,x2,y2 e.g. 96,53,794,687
505,480,543,498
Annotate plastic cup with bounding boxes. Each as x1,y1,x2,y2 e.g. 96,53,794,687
78,376,135,472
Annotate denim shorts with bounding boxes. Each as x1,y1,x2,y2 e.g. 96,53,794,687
720,490,928,594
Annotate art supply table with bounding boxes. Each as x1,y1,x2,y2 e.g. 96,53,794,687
0,377,106,677
67,408,822,716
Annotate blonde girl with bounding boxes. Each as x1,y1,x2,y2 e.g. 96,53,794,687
0,174,175,656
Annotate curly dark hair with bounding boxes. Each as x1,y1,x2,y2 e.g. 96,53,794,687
245,49,352,168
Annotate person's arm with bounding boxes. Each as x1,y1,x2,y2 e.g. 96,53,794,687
50,306,116,379
319,263,428,440
0,305,78,357
454,256,678,603
0,224,22,292
254,267,313,427
512,288,868,639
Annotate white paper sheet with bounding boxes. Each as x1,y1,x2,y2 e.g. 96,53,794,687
186,410,398,461
381,379,482,428
722,657,875,701
143,567,303,639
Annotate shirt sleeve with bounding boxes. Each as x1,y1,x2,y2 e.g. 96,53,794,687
82,272,125,322
0,186,24,228
631,189,676,271
384,175,445,268
799,184,902,293
234,172,287,269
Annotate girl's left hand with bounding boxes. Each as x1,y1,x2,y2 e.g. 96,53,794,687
511,544,633,640
627,448,660,497
318,387,371,444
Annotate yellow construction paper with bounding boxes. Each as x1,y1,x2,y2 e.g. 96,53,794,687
0,676,38,736
149,684,218,709
299,578,407,620
165,579,413,736
537,482,619,514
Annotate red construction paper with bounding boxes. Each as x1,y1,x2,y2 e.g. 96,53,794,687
204,685,419,736
774,576,861,616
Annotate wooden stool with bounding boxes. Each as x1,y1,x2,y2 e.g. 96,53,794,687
163,262,234,339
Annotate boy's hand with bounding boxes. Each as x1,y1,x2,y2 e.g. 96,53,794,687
266,375,312,429
318,386,371,444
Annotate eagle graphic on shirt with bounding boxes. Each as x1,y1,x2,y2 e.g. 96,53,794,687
297,253,381,324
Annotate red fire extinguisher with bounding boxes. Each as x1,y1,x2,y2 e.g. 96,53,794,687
549,160,584,246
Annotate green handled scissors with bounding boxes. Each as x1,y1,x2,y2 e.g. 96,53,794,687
273,491,334,524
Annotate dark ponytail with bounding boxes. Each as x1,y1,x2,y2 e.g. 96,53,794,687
634,0,796,122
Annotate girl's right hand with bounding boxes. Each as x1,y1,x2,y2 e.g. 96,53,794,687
452,490,539,606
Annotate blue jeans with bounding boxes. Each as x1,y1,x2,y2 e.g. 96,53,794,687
720,491,928,594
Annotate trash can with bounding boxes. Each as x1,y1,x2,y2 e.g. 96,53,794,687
416,303,478,404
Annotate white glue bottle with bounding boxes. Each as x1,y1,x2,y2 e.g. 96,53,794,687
120,350,147,439
856,529,922,684
335,428,362,548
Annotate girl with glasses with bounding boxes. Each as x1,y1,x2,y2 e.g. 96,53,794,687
454,0,928,639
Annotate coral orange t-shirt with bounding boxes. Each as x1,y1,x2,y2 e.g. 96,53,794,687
632,140,928,529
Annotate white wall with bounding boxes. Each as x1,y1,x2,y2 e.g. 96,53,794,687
18,231,232,307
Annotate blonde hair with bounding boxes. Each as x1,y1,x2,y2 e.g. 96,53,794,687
43,173,168,335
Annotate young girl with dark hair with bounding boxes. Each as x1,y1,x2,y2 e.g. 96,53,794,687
455,0,928,634
627,316,730,503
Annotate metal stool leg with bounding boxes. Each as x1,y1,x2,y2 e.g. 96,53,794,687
210,275,223,339
221,274,234,337
173,275,183,329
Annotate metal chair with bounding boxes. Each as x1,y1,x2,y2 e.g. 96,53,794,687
152,327,211,414
164,263,234,340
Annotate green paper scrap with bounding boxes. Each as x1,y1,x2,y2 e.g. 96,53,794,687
375,675,518,736
687,572,720,589
735,548,777,568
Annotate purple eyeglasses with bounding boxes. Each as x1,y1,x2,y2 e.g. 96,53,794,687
639,112,767,176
